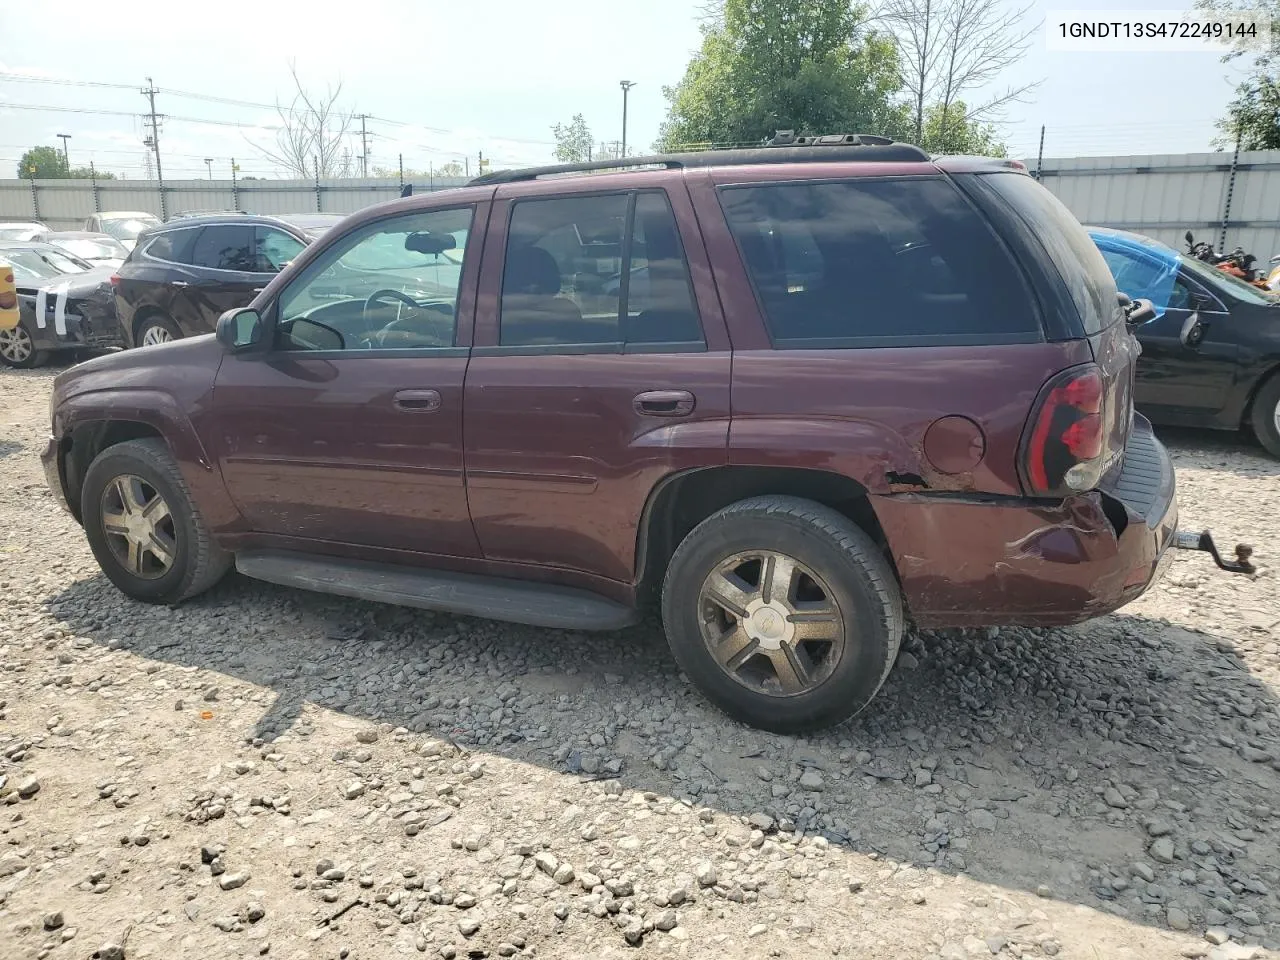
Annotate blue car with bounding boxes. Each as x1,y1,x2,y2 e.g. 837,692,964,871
1089,226,1280,457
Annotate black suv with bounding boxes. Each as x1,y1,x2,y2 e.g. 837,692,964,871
114,213,345,346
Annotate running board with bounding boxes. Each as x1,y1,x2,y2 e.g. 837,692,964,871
235,551,639,631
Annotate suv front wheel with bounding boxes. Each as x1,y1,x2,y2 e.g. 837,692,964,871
81,438,231,604
661,496,903,734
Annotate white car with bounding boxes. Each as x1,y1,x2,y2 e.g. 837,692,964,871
45,231,130,271
83,211,162,252
0,221,49,242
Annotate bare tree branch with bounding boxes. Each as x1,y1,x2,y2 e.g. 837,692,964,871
249,61,355,178
878,0,1040,144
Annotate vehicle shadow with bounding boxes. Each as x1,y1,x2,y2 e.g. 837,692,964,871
1158,426,1280,478
45,571,1280,944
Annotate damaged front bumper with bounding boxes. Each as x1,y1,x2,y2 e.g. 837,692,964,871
871,415,1253,628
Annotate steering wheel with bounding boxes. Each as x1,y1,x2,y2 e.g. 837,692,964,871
363,288,423,328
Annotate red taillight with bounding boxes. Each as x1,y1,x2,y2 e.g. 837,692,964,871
109,274,121,288
1024,365,1107,496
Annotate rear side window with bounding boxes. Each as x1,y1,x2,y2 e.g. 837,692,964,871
500,190,702,348
143,228,197,264
979,173,1119,335
191,225,256,272
719,178,1038,347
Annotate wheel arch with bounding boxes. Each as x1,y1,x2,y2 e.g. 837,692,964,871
1241,361,1280,427
634,465,891,607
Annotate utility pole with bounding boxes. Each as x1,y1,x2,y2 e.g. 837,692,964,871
358,114,371,177
619,80,636,159
1034,125,1045,182
142,77,167,219
398,153,404,193
57,134,71,168
230,159,240,211
204,158,213,181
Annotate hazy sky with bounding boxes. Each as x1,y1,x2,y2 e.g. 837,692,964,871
0,0,1255,180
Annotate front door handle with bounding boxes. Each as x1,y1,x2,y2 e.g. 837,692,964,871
633,390,695,417
170,280,189,288
393,389,442,412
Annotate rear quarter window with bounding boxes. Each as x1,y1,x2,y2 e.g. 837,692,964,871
718,177,1040,347
977,173,1120,335
143,228,197,265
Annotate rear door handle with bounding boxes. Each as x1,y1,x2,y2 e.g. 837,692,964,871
633,390,695,417
393,389,442,412
170,281,189,288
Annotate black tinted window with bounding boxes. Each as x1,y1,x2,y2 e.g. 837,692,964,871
720,178,1038,346
144,228,196,264
191,225,256,272
980,173,1119,335
500,191,702,348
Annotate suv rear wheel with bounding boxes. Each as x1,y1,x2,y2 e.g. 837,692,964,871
81,438,230,603
661,496,903,733
136,314,181,347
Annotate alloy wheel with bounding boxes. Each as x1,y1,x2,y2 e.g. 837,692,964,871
99,474,177,580
140,325,174,346
0,326,33,364
1273,395,1280,436
697,550,847,697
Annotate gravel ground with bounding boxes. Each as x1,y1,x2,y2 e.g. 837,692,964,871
2,365,1279,960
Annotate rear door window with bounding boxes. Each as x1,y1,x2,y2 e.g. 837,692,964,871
191,224,256,272
718,177,1039,347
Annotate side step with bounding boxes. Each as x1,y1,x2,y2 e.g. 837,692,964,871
235,551,639,632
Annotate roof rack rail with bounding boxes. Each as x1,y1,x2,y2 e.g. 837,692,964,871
468,133,928,186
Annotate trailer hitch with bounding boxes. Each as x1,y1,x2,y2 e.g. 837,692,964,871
1173,530,1255,574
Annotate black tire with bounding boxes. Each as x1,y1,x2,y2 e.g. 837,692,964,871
661,495,903,734
81,438,231,604
0,320,49,369
134,313,182,348
1249,373,1280,458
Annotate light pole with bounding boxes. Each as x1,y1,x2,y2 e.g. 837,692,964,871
619,81,636,159
204,158,214,181
57,134,71,168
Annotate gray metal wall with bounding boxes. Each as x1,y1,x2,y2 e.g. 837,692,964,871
6,151,1280,260
1032,150,1280,259
0,176,471,230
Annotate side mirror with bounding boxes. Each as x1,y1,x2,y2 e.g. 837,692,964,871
216,307,263,351
1180,312,1206,348
1125,297,1155,327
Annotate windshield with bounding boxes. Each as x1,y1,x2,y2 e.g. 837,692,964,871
1180,255,1278,305
50,238,124,261
100,217,160,241
4,248,91,281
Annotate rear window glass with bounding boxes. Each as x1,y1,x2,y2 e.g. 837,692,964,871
980,173,1119,335
144,228,197,264
718,177,1039,347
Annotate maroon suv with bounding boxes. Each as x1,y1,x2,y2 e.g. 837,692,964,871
42,137,1251,733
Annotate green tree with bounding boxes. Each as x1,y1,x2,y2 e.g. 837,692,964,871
1214,76,1280,149
18,145,68,179
912,100,1008,156
1195,0,1280,145
655,0,903,151
552,114,594,162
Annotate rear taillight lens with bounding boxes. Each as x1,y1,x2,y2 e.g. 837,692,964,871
109,274,120,288
1023,364,1107,496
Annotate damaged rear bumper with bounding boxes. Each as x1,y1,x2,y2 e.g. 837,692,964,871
871,415,1228,628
